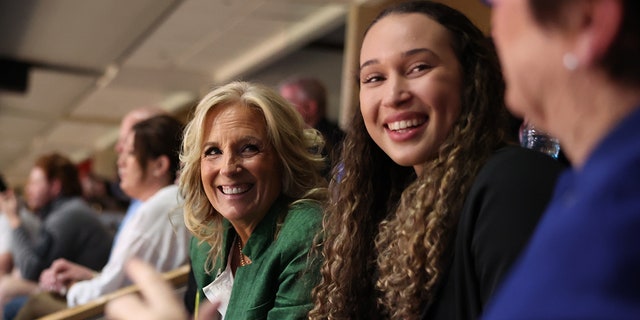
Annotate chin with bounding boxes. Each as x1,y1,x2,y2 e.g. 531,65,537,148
389,155,422,168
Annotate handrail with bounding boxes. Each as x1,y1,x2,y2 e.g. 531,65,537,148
37,264,190,320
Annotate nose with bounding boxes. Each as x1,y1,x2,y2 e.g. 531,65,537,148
220,153,242,176
381,74,411,108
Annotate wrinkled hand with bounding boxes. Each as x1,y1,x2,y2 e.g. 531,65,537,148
39,258,94,294
39,268,66,294
106,259,193,320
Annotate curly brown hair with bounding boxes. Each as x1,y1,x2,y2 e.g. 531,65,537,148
310,1,512,319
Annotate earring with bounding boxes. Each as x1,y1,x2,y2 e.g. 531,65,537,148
563,53,579,71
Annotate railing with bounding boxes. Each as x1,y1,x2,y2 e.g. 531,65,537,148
37,264,190,320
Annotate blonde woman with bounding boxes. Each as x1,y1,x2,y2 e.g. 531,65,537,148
104,81,328,320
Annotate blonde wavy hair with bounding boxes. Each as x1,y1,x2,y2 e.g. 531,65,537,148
310,1,512,319
179,81,328,272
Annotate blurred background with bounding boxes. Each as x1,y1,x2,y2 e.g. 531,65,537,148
0,0,489,188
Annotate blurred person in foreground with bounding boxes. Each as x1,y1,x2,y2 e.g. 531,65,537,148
0,153,112,318
482,0,640,318
108,81,328,319
13,115,190,318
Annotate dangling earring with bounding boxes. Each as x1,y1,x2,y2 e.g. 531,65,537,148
563,53,579,71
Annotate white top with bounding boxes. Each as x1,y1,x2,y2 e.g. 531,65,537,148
0,208,41,254
203,247,235,319
67,185,190,306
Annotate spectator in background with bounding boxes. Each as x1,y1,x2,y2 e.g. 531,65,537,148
14,115,190,318
81,172,128,213
0,175,40,277
112,107,165,240
0,153,112,319
482,0,640,318
279,76,344,172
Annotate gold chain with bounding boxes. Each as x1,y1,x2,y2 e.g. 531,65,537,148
237,237,247,267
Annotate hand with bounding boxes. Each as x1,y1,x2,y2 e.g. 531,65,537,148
105,259,189,320
39,259,95,294
39,267,65,294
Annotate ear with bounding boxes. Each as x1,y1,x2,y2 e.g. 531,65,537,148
151,155,170,178
50,179,62,197
573,0,622,67
308,100,319,117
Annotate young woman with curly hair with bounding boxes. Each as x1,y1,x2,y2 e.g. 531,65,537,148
309,1,564,319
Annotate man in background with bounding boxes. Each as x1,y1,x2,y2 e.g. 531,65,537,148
0,153,113,318
279,76,344,173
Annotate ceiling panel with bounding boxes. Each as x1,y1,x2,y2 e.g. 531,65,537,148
0,0,351,187
0,0,183,70
71,86,169,122
45,121,114,149
0,69,95,118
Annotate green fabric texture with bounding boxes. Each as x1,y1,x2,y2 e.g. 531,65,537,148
190,196,323,319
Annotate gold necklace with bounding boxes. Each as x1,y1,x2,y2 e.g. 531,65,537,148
237,237,247,267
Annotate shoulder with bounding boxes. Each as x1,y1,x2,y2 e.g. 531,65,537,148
277,201,323,245
283,201,322,229
190,237,211,266
145,185,181,206
474,145,565,188
135,185,183,220
48,198,96,222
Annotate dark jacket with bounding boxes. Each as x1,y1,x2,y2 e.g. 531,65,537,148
423,146,564,320
12,197,112,281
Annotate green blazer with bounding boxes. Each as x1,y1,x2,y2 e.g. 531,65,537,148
191,196,323,319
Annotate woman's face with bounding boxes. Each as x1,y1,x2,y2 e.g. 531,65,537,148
490,0,565,127
359,13,462,174
200,103,282,230
117,132,150,200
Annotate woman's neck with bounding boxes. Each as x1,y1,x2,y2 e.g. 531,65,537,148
557,81,640,168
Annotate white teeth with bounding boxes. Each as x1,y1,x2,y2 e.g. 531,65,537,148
221,185,249,195
388,118,424,131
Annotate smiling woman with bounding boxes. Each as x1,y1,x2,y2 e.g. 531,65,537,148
309,2,565,320
178,81,328,319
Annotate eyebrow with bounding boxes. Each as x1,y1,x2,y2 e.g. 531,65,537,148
201,135,263,148
359,48,436,71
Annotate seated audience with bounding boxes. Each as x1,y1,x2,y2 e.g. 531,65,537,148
0,153,112,318
13,115,190,318
107,81,328,319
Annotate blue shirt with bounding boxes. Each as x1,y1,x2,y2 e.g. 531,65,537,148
112,199,141,247
483,105,640,319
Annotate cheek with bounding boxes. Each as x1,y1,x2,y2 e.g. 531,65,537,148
200,162,215,186
359,91,379,133
254,158,282,192
429,78,461,120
